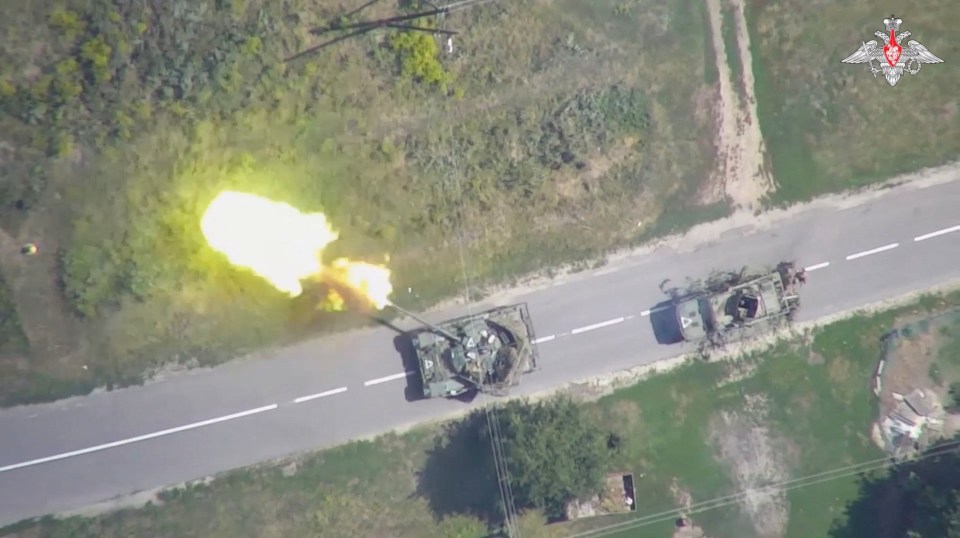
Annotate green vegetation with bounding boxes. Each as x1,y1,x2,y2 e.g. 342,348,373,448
420,395,614,527
10,291,960,537
0,0,722,405
719,5,743,100
747,0,960,204
830,436,960,537
826,308,960,538
389,20,452,91
0,274,28,358
485,396,610,519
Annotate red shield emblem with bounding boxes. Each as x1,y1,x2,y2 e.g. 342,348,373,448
884,30,902,66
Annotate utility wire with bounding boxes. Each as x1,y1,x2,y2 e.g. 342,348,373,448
569,437,960,538
284,0,498,62
447,151,522,537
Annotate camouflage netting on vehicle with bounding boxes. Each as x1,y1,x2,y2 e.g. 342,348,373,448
670,261,804,358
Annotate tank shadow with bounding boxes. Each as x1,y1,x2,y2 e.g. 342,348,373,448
648,300,684,345
391,332,427,402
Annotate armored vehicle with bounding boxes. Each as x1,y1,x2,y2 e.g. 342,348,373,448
402,303,540,399
674,262,803,352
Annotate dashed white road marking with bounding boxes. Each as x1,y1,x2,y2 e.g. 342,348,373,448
293,387,348,404
364,371,415,387
914,225,960,242
845,242,899,261
0,404,279,474
804,261,830,272
570,317,626,335
12,225,954,474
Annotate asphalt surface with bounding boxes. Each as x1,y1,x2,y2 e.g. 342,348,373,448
2,173,960,526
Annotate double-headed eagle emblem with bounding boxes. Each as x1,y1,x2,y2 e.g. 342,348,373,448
842,15,943,87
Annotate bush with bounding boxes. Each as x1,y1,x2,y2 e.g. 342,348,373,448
389,29,451,90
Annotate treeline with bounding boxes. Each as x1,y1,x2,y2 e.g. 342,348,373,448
831,435,960,537
419,394,616,525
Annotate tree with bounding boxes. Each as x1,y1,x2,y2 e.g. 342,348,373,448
388,28,451,90
418,395,612,527
948,382,960,412
492,395,610,519
830,436,960,538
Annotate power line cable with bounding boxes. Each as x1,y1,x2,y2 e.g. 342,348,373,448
284,0,498,62
569,437,960,538
447,151,522,537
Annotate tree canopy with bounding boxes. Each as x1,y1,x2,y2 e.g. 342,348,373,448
418,394,612,526
494,395,611,519
830,436,960,538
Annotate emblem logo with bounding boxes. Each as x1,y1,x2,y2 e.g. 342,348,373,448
841,15,943,87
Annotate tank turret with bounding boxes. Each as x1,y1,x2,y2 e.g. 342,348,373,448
398,302,541,399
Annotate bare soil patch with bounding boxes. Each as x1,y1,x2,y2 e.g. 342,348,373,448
667,479,712,537
878,320,944,416
708,394,792,538
701,0,773,210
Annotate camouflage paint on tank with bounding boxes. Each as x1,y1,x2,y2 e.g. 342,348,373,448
409,303,540,399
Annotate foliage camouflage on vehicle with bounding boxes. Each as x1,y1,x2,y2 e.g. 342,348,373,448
408,303,540,399
671,261,803,357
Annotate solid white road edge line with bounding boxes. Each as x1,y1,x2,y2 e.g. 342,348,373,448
0,404,279,474
293,387,348,404
364,371,415,386
845,242,899,261
533,335,555,344
570,317,626,335
804,261,831,272
914,225,960,242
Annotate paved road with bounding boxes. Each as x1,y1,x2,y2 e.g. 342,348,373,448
2,173,960,526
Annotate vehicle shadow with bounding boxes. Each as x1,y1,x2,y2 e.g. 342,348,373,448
387,331,426,403
365,314,423,403
648,300,684,345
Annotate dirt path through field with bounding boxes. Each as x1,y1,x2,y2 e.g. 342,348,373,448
704,0,774,210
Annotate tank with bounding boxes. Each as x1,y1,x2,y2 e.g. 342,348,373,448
674,261,803,354
403,303,540,399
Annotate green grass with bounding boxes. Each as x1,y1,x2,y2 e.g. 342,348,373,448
701,0,720,86
10,291,960,538
0,274,28,358
719,5,744,101
747,0,960,205
0,0,723,406
935,315,960,372
906,310,960,398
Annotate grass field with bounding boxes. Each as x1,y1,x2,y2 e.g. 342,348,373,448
746,0,960,204
8,291,960,538
719,3,745,104
0,275,28,359
0,0,725,405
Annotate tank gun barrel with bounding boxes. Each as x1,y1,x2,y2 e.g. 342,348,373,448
386,300,462,343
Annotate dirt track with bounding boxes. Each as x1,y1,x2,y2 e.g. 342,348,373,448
703,0,774,211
